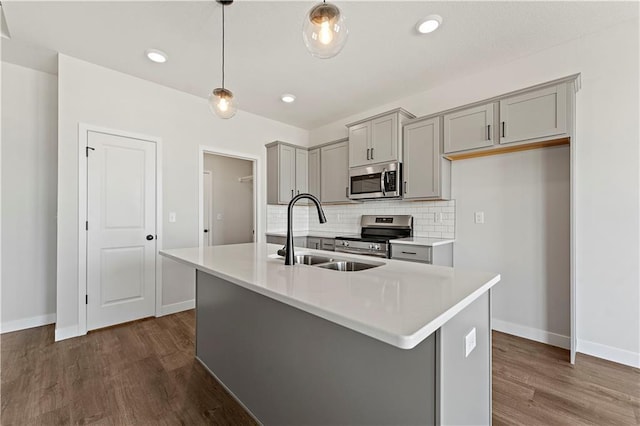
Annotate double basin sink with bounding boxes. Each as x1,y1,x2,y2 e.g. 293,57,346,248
291,254,384,272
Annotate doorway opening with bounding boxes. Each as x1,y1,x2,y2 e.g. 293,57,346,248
200,151,256,246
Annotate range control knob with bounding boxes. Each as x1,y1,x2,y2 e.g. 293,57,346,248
343,241,350,247
373,244,381,250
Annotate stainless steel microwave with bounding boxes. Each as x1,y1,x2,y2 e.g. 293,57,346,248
349,162,402,200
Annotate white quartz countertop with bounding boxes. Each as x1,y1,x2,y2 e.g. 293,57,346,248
266,231,339,239
389,237,455,247
160,243,500,350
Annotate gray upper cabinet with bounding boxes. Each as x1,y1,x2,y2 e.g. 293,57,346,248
403,117,451,200
499,83,567,144
321,140,350,203
266,142,307,205
308,148,320,199
443,103,496,154
295,148,308,196
347,108,414,167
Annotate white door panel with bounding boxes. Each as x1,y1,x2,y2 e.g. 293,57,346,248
87,131,157,330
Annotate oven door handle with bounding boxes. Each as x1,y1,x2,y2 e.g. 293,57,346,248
380,169,387,196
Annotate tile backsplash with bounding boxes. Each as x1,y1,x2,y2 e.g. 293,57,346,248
267,200,455,239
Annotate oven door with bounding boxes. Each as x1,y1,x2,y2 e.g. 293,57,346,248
349,162,401,200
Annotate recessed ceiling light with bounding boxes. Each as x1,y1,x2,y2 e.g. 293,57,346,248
281,94,296,103
145,49,168,63
416,15,442,34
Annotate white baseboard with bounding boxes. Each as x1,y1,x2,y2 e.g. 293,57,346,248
159,299,195,316
577,339,640,369
55,324,80,342
0,313,56,334
492,318,571,349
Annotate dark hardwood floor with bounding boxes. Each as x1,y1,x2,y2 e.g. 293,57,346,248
2,311,638,425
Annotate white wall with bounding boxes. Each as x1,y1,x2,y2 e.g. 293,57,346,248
309,18,640,367
453,147,570,347
1,62,58,332
204,154,254,245
56,54,308,339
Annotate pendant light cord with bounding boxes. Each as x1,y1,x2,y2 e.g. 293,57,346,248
221,2,225,89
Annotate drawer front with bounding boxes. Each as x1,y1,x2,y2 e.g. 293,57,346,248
307,237,321,250
391,245,432,263
321,239,335,251
266,235,285,245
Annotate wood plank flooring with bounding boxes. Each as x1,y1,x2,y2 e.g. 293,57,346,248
2,312,638,425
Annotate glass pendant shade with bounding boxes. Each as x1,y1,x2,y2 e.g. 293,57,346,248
208,88,237,119
302,2,348,59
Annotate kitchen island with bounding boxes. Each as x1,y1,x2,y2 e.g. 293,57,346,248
161,243,500,425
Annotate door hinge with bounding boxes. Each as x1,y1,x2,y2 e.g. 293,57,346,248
86,146,95,157
85,295,88,305
86,221,88,231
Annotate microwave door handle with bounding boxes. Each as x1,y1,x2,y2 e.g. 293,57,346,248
380,169,387,196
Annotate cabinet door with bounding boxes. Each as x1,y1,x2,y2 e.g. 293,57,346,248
348,122,370,167
403,117,441,199
308,148,321,199
307,237,321,250
321,141,350,203
295,148,308,196
443,103,495,154
279,144,296,203
499,84,567,144
370,113,398,163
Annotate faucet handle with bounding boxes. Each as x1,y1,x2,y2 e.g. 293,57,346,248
277,246,287,257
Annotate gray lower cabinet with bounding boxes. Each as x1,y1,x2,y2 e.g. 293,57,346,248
320,238,335,251
443,102,496,154
403,117,451,200
266,235,307,247
320,140,350,203
307,237,321,250
499,83,567,144
391,243,453,266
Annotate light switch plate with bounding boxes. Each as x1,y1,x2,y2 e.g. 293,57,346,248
465,327,476,357
169,212,176,223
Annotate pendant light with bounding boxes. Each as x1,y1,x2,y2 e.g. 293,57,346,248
208,0,237,119
302,1,348,59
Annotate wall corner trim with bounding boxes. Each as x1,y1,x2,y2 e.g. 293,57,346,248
577,339,640,369
159,299,195,317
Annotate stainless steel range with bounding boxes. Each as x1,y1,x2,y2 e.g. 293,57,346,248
334,215,413,258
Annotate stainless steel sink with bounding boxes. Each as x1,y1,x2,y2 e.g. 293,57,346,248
315,260,382,272
294,254,334,265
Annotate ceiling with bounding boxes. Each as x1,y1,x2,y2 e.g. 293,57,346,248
1,1,637,130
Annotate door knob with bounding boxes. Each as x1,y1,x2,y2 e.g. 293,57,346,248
146,234,154,241
204,229,209,233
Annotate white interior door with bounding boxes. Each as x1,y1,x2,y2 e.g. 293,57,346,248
203,171,213,246
87,130,157,330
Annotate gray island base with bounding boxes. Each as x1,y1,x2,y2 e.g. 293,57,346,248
196,271,491,425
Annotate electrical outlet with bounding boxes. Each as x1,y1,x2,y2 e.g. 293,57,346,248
435,212,443,223
474,211,484,224
465,328,477,357
217,213,223,220
169,212,176,223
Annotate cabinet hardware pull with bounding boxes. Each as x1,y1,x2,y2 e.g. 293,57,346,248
297,190,300,195
291,189,294,198
402,251,417,255
501,121,505,138
371,148,374,159
345,186,349,198
366,148,370,160
487,124,491,141
404,181,408,194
